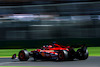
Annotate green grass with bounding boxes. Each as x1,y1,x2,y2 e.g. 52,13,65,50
88,47,100,56
0,47,100,58
0,49,35,57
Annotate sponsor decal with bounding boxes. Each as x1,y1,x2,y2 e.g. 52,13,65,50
45,53,50,57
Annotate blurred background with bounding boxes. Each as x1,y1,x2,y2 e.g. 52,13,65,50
0,0,100,48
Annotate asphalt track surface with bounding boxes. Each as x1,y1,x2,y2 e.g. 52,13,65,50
0,56,100,67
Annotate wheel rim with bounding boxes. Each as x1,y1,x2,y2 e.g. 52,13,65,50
59,53,64,60
20,52,25,60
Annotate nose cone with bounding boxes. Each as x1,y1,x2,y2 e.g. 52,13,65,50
11,54,16,59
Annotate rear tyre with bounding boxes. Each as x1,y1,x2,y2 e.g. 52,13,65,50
18,50,29,61
76,48,88,60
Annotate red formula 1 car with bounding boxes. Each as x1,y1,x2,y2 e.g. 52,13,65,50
12,43,88,61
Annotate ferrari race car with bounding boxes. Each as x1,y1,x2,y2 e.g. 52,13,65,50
12,43,88,61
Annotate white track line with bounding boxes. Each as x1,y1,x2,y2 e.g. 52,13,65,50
0,62,13,65
0,61,25,66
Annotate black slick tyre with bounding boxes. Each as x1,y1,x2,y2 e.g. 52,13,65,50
18,50,29,61
58,50,69,61
76,49,88,60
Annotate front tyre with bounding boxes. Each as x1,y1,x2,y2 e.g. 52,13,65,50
18,50,29,61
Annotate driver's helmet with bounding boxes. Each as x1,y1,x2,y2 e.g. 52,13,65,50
43,46,45,48
42,45,45,49
43,45,48,47
45,45,48,47
43,45,49,50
